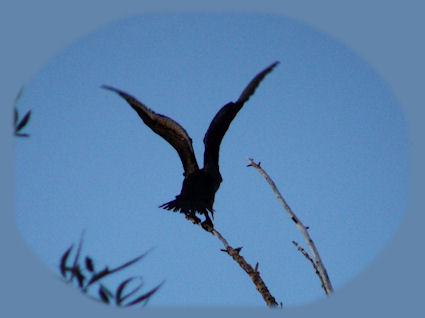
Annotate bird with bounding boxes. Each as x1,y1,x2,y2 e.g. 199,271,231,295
102,61,279,230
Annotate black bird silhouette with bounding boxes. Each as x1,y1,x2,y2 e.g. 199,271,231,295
102,61,278,229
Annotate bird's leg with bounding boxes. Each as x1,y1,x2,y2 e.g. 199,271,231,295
184,210,201,225
201,214,214,233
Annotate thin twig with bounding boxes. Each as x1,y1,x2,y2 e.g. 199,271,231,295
247,158,333,295
199,223,279,307
292,241,327,294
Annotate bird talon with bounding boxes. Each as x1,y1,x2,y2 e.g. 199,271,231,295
201,220,214,233
185,214,201,224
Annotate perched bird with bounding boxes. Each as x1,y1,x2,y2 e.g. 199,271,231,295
102,61,278,229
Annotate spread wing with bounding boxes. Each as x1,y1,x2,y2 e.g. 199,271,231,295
102,85,199,176
203,61,279,171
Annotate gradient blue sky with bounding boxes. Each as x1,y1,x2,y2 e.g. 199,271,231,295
14,13,408,307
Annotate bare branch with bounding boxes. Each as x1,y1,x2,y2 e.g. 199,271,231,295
196,222,279,307
292,241,328,294
247,158,333,295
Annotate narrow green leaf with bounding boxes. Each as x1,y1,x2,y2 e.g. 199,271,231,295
87,267,110,286
72,231,85,270
115,277,143,306
14,108,18,126
98,285,111,304
124,281,165,307
15,110,31,132
60,244,74,278
85,256,94,272
14,133,29,137
108,249,152,276
14,86,24,103
72,266,85,288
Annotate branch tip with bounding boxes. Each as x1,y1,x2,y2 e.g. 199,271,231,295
247,158,333,295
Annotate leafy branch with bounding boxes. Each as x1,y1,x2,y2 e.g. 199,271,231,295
60,232,164,307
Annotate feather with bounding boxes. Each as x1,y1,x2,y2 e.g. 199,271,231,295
102,61,279,228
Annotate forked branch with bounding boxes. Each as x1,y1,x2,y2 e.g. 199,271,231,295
247,158,333,295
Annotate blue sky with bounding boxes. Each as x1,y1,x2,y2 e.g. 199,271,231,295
14,13,409,307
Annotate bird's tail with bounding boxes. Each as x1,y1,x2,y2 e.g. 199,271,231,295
159,200,181,212
159,199,214,219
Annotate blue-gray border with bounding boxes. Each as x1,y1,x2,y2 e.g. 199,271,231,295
1,1,424,317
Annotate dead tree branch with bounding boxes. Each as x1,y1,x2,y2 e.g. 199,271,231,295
247,158,333,295
292,241,328,294
198,222,279,307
